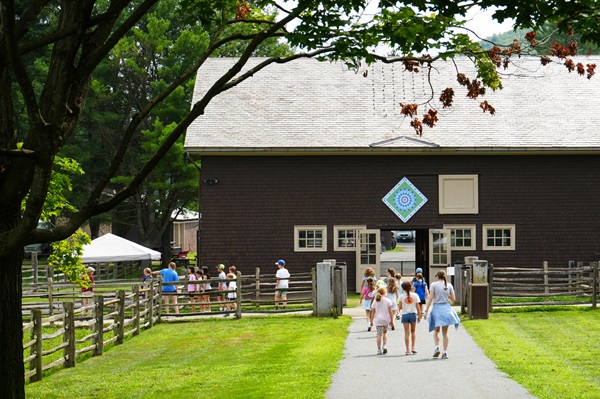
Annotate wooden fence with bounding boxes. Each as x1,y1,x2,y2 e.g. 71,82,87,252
22,267,316,382
22,282,160,383
490,261,599,308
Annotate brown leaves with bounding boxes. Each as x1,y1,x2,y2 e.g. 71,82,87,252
525,31,537,46
586,64,596,79
400,103,438,136
479,101,496,115
550,41,578,58
457,73,486,99
235,1,251,20
439,88,454,108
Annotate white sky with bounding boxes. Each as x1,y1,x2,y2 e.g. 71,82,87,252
462,6,516,40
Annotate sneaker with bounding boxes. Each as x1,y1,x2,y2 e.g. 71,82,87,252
223,313,229,317
383,347,388,354
405,351,411,356
377,349,383,355
411,348,418,354
441,352,448,360
396,315,400,320
368,326,371,331
391,325,395,331
433,347,440,358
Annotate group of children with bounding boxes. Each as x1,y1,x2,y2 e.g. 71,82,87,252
143,263,238,316
359,267,429,356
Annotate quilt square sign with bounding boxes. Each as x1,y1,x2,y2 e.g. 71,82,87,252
382,177,428,223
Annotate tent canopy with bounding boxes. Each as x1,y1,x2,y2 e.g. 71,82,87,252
82,233,161,263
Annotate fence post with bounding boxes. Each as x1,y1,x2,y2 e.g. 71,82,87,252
236,271,242,319
543,261,549,294
157,276,163,323
148,281,155,329
32,252,39,291
255,267,261,304
30,309,43,382
592,264,598,310
63,302,76,368
333,267,343,317
488,263,494,313
93,295,104,356
116,290,125,345
48,274,55,327
133,285,141,336
311,268,317,316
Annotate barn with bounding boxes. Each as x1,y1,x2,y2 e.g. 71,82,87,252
184,56,600,292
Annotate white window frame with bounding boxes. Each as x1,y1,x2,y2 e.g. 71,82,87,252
294,225,327,252
444,224,476,251
439,175,479,214
482,224,516,250
333,225,366,251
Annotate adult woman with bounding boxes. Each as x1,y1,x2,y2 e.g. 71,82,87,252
424,270,460,360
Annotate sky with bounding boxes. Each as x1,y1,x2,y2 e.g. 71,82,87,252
462,6,516,40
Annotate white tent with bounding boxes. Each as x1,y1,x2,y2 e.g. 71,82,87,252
81,233,162,263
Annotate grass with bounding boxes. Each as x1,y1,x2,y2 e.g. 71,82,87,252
463,307,600,399
25,315,352,399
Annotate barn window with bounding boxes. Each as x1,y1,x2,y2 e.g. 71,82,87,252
334,225,365,251
444,224,476,251
439,175,479,214
294,226,327,252
483,225,515,250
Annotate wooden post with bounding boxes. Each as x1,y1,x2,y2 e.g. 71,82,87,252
48,276,54,327
156,276,163,323
311,268,317,316
488,263,494,313
93,295,104,356
333,267,343,317
543,261,549,294
148,281,155,328
236,271,242,319
30,309,43,382
63,302,76,368
116,290,125,345
133,285,141,336
592,263,598,310
255,267,260,304
568,260,575,293
32,252,39,291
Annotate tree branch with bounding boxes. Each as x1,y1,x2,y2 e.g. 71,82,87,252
0,148,37,159
15,0,51,40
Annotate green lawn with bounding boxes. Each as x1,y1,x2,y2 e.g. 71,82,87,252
463,308,600,399
25,315,352,399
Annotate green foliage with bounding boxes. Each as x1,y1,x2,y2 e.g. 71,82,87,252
47,230,92,287
464,309,600,398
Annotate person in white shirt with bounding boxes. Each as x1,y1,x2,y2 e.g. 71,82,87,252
370,287,394,355
424,270,460,360
274,259,290,310
399,281,423,355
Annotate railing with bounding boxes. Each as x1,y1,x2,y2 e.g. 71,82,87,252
22,283,159,383
489,261,599,308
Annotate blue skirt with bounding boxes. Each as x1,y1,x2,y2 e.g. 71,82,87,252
428,302,460,332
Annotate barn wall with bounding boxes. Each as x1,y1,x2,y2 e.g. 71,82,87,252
196,154,600,280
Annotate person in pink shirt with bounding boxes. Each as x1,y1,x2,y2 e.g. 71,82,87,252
370,287,395,355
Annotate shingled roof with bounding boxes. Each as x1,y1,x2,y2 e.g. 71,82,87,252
185,56,600,154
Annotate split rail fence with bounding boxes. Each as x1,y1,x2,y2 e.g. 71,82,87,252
22,267,316,383
489,261,599,308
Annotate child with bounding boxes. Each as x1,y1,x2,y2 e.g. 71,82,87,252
187,266,198,313
386,277,400,328
359,277,377,331
201,266,212,312
216,264,227,312
394,273,403,319
274,259,290,310
359,267,376,292
413,268,429,316
226,272,237,316
370,287,394,355
383,268,396,284
399,281,422,355
194,267,205,311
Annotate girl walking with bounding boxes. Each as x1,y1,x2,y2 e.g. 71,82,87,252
359,277,377,331
413,268,429,316
424,270,460,360
386,277,400,327
399,281,422,355
370,287,394,355
187,266,198,313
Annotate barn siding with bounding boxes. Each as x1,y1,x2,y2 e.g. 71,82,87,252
197,154,600,280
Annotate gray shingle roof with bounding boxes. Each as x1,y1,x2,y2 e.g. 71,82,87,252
185,56,600,153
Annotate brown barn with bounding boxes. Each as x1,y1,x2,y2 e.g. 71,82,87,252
185,56,600,291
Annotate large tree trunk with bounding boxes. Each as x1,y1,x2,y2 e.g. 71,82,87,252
0,251,25,399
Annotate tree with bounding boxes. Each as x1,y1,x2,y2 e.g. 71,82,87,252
1,1,598,397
